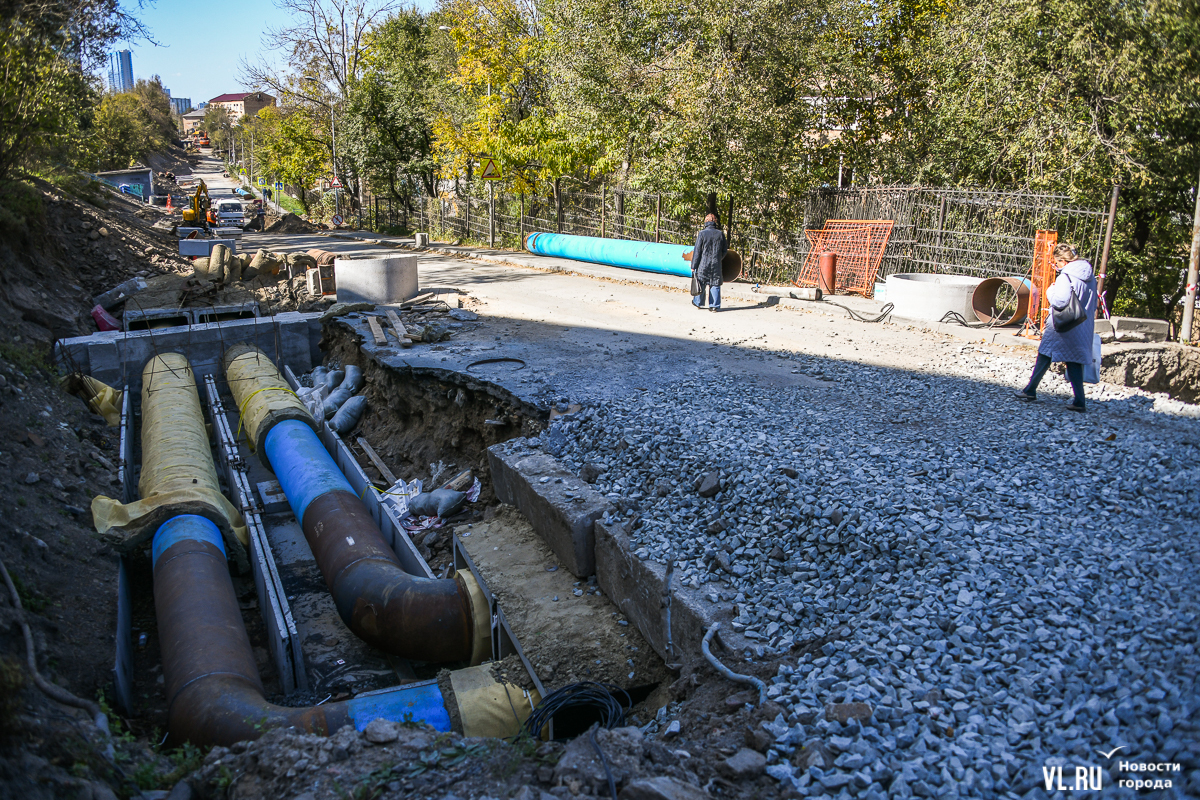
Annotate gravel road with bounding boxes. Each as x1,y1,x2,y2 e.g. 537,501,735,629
544,343,1200,797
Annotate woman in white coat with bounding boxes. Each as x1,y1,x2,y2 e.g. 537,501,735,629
1015,243,1097,412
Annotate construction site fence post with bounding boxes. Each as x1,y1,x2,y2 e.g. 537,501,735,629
1181,166,1200,343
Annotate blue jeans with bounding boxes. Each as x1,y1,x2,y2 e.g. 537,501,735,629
1025,353,1085,407
692,285,721,309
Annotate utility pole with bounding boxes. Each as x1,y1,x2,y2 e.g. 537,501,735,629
1181,164,1200,343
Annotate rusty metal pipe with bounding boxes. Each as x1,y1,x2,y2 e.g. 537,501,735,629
154,514,452,747
224,346,487,663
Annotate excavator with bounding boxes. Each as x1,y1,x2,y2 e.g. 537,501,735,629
180,179,211,230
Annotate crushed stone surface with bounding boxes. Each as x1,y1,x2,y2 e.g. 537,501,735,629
541,346,1200,797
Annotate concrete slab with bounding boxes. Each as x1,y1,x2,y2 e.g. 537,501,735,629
593,519,745,664
56,311,321,393
1112,316,1169,343
487,439,611,577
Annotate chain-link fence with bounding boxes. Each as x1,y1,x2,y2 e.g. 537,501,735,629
364,180,1110,294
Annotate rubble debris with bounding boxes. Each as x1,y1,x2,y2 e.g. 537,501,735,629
264,212,318,233
320,301,374,321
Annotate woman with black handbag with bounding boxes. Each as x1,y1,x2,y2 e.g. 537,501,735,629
1014,243,1098,412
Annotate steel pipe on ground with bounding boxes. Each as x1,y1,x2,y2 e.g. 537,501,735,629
223,345,488,663
154,514,452,746
971,277,1031,326
524,232,742,283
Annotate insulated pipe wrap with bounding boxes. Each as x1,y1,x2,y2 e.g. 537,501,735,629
90,354,246,555
264,419,356,523
224,344,316,467
225,347,487,663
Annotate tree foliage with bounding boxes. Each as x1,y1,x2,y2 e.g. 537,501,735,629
247,0,1198,319
0,0,145,180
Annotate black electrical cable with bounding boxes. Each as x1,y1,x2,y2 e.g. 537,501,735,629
821,299,895,323
590,726,619,800
939,310,997,329
520,681,630,741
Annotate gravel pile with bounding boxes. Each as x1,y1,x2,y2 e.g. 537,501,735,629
542,349,1200,797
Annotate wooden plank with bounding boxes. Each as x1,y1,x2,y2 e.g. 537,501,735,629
366,315,387,345
384,309,413,348
357,437,397,485
440,469,473,492
400,291,436,309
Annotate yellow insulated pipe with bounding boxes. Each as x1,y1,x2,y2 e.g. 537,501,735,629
91,353,246,562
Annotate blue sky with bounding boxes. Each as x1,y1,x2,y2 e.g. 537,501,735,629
115,0,282,105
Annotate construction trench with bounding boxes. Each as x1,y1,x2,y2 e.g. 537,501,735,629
55,300,697,749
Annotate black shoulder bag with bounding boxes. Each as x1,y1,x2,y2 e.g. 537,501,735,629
1052,275,1087,333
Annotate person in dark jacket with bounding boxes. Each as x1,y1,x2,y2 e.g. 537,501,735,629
691,214,728,311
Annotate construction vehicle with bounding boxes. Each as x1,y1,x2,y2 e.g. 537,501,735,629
180,179,211,228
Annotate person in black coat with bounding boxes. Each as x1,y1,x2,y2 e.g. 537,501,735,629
691,214,728,311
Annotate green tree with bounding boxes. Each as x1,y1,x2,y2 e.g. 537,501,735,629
251,105,327,213
0,0,143,180
341,9,444,203
879,0,1200,322
203,105,233,153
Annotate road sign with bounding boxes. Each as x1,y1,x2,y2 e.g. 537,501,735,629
329,177,342,189
480,158,501,180
257,177,266,187
331,214,343,226
274,182,284,190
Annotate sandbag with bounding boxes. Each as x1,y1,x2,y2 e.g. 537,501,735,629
192,256,212,281
329,395,366,434
227,253,245,282
310,366,329,386
320,365,364,418
248,248,281,278
407,489,467,518
286,252,317,272
209,243,233,283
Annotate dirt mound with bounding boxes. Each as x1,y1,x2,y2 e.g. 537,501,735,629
264,212,317,234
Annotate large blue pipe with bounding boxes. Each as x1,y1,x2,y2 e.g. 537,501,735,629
263,419,355,524
152,513,451,746
525,232,741,281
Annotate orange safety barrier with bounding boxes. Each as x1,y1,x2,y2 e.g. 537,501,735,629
794,220,894,297
1023,229,1058,337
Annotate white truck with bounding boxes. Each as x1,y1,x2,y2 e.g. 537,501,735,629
215,200,251,228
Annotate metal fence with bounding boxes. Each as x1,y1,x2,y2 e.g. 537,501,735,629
365,181,1110,294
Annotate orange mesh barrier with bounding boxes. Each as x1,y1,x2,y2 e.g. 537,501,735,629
1025,229,1058,336
794,220,895,296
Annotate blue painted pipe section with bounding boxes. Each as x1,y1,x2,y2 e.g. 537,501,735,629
152,514,225,569
263,419,355,523
526,232,694,278
347,680,452,732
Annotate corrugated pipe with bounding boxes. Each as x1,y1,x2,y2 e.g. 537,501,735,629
524,232,742,282
223,344,489,664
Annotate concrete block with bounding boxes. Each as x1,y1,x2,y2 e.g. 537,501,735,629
487,441,610,577
178,238,237,257
593,520,742,664
1112,316,1169,343
887,273,984,323
335,255,418,305
1094,318,1115,343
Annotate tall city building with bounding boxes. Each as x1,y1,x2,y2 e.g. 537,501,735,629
107,50,133,93
171,98,192,115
